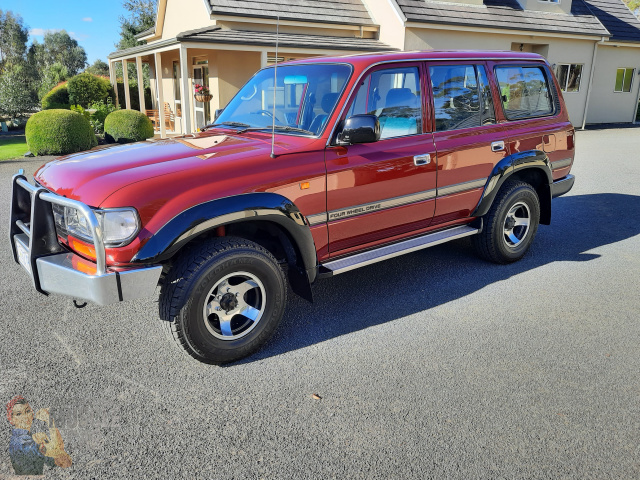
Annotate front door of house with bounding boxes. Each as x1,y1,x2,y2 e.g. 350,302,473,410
192,64,210,131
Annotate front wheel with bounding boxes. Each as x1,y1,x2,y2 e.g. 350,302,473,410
472,181,540,264
159,237,287,364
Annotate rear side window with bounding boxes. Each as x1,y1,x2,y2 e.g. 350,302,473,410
495,66,554,120
429,64,495,132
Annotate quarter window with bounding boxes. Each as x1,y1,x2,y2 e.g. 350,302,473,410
556,64,583,93
430,64,495,132
348,66,422,139
614,68,635,93
495,66,554,120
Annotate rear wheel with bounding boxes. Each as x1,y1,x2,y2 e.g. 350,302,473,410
472,180,540,264
159,237,287,364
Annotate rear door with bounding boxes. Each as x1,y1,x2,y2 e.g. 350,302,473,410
325,62,438,255
428,62,508,225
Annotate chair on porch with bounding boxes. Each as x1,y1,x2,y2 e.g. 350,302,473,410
145,109,160,131
164,103,175,132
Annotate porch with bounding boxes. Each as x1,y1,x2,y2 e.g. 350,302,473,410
107,27,393,138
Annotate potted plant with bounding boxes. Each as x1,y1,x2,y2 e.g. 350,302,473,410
194,84,212,103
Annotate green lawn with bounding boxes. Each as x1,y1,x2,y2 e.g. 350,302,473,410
0,135,29,161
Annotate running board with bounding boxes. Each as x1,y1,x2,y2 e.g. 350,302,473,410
321,224,479,276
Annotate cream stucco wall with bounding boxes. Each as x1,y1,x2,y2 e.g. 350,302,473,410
586,44,640,124
160,0,213,40
358,0,406,49
405,27,598,126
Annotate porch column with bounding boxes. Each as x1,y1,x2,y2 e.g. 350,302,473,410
154,52,166,138
179,44,192,134
109,60,119,107
136,56,146,112
122,59,131,110
260,51,268,69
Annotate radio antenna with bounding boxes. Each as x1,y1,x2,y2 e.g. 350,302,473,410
270,16,279,159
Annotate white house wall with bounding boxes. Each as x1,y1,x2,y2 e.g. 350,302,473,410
405,27,598,126
587,44,640,124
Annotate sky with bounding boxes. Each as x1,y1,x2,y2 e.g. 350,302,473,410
0,0,130,64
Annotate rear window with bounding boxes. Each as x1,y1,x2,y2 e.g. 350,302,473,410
495,66,554,120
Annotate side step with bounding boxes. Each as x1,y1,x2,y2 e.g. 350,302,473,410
320,224,479,276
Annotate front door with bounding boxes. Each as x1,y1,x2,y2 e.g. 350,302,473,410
192,65,210,131
326,63,438,256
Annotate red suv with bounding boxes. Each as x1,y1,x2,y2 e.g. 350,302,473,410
10,51,575,363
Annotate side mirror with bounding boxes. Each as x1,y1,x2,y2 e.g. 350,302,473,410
337,114,380,145
214,108,223,120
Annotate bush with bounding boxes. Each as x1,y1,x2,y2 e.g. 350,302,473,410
41,83,70,110
104,109,154,144
88,99,119,134
26,109,97,155
67,72,114,108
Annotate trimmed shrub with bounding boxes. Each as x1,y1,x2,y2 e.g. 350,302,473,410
41,83,70,110
67,73,114,108
104,109,154,144
26,109,97,156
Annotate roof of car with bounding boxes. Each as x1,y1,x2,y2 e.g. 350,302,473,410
283,50,547,67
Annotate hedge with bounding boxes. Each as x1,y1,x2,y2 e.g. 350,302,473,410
26,109,97,156
67,73,114,108
41,83,70,110
104,109,154,144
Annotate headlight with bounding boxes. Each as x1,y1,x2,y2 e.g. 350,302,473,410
55,206,140,247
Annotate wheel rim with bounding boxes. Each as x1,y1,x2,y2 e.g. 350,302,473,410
503,201,531,248
202,272,266,341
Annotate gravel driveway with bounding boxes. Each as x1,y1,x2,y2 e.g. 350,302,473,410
0,128,638,479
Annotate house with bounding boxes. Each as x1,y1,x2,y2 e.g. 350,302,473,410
108,0,640,136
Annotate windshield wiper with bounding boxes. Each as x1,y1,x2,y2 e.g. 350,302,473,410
271,126,314,135
206,121,251,129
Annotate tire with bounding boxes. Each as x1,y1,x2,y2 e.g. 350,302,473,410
159,237,287,364
472,180,540,264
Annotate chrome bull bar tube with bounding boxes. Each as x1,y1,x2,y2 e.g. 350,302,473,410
10,170,162,305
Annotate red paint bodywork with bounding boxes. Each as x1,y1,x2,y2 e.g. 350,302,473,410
34,50,574,268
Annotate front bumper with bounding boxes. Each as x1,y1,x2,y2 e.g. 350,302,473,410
10,172,161,306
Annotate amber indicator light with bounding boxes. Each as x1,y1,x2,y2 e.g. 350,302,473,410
300,182,310,190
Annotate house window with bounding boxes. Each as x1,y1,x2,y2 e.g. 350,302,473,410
614,68,635,93
556,64,583,93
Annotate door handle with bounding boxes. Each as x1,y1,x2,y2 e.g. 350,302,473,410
491,141,505,152
414,154,431,166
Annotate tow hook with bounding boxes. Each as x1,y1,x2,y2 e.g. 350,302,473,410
73,299,87,309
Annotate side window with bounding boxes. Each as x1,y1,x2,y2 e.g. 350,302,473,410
614,68,635,93
495,66,554,119
430,64,492,132
348,66,422,139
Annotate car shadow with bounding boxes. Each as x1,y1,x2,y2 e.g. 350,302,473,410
231,193,640,365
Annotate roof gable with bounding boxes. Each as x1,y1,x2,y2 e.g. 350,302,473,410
208,0,375,26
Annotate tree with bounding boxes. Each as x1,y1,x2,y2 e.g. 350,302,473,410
37,62,69,99
85,59,110,77
116,0,157,50
625,0,640,15
0,63,38,118
30,30,87,77
0,10,29,72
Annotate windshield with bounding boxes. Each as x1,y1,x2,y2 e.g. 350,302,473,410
214,63,352,136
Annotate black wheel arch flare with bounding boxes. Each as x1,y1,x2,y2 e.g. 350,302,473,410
472,150,553,225
132,193,318,287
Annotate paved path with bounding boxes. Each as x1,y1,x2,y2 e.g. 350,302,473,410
0,129,638,479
